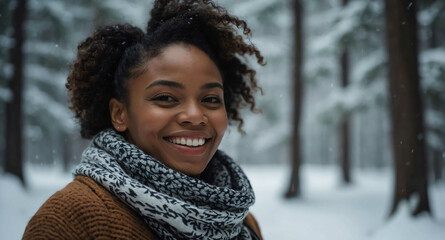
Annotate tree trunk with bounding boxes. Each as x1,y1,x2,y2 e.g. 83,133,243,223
428,18,443,183
338,0,351,184
285,0,303,198
385,0,431,216
339,114,350,183
433,151,442,182
62,133,72,172
4,0,27,185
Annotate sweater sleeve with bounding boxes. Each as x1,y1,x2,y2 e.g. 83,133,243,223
244,212,263,240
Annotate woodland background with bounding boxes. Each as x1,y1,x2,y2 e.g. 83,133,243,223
1,0,445,238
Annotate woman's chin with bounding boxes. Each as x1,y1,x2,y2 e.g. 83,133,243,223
168,160,209,177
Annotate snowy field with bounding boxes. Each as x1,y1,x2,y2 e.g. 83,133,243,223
1,164,444,240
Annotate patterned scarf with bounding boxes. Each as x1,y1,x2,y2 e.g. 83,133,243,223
74,129,255,240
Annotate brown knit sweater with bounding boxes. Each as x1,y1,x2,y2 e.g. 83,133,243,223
23,176,262,240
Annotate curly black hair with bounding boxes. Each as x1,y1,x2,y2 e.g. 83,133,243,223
66,0,265,139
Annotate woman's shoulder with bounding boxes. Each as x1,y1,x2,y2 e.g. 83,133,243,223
23,176,156,240
22,176,97,239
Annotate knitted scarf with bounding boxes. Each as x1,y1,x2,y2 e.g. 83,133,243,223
74,129,255,240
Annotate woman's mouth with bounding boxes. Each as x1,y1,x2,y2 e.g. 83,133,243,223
165,137,208,147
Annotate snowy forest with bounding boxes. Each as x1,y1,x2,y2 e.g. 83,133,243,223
1,0,445,239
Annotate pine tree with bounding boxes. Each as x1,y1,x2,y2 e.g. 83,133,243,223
338,0,351,184
285,0,304,198
385,0,431,217
4,0,27,185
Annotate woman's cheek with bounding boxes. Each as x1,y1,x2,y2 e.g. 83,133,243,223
215,110,228,136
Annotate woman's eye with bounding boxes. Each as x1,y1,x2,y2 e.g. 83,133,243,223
202,97,222,104
152,95,176,102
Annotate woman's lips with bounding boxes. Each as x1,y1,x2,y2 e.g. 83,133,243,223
166,136,207,147
164,137,210,155
163,131,213,155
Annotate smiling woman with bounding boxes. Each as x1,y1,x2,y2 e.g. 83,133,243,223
22,0,264,239
110,44,228,176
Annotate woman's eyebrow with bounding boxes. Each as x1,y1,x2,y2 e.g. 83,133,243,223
146,80,184,89
201,82,223,90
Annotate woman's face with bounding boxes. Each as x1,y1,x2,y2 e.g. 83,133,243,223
110,43,228,176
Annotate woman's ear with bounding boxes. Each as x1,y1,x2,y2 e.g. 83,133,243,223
109,98,128,132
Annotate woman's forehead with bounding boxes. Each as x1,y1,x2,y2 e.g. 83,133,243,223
144,44,222,81
128,44,223,91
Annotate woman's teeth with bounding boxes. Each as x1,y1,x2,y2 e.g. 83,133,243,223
168,137,206,147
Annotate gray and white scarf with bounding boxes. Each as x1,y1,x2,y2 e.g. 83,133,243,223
74,129,255,240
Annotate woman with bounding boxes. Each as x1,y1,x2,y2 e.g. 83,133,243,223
23,0,265,239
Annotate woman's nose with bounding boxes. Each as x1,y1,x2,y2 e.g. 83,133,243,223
177,101,208,126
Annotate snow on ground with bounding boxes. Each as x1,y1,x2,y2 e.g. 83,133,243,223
1,164,444,240
244,165,445,240
0,165,73,240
